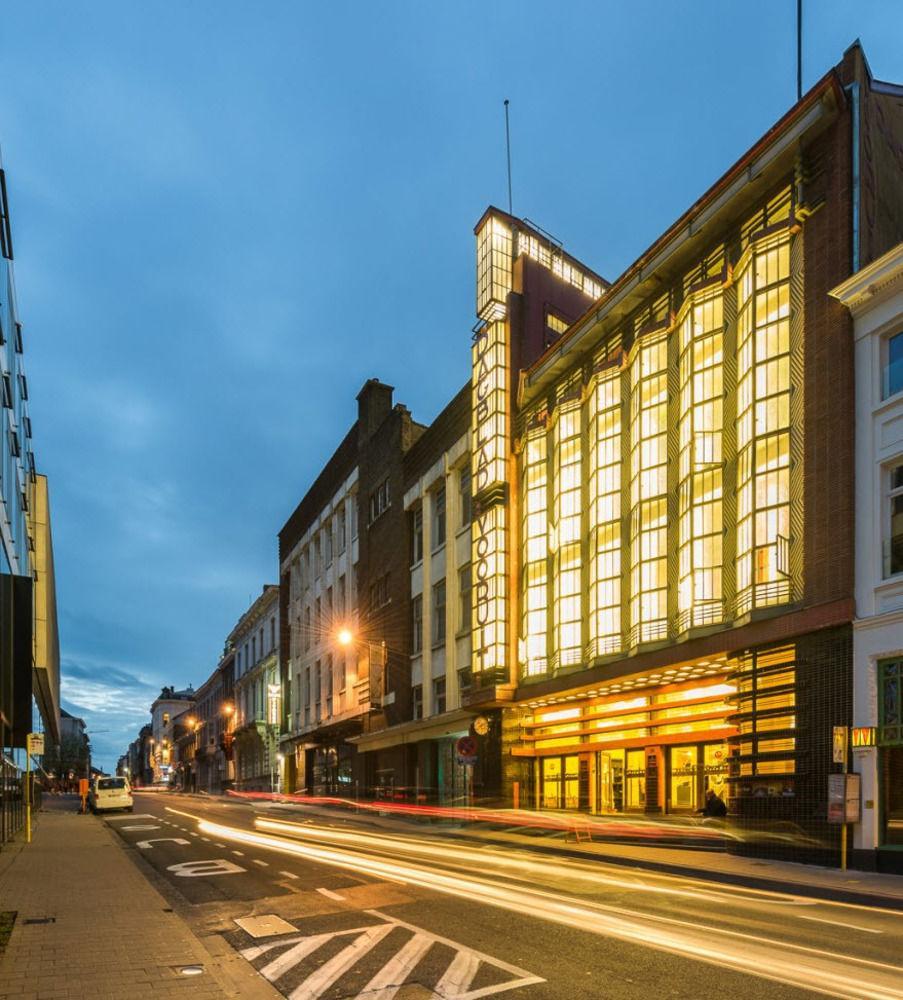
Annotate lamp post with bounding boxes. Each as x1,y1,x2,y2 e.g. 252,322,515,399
336,628,387,708
221,702,235,791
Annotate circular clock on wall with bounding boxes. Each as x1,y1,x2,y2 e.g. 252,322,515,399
473,715,490,736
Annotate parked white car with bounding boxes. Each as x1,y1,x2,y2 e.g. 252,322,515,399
89,776,133,813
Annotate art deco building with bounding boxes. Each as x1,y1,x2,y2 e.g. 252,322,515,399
463,43,903,858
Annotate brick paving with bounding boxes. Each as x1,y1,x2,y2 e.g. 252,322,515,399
0,799,276,999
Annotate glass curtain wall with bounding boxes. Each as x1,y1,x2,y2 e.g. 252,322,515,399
736,232,792,615
629,334,669,645
553,400,583,670
588,370,622,657
678,287,725,630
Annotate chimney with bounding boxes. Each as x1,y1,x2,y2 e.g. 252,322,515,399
356,379,394,441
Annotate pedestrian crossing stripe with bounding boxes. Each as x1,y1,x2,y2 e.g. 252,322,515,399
239,908,544,1000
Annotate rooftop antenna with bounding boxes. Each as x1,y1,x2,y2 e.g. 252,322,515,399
504,99,513,215
796,0,803,101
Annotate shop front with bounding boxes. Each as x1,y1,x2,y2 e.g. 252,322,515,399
879,657,903,871
516,658,737,816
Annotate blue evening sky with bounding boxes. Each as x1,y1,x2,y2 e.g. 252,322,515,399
1,3,901,771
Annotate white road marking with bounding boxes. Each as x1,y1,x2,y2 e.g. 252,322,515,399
119,824,161,831
201,837,211,842
280,871,300,880
315,887,345,900
137,837,191,849
215,842,226,848
797,912,884,935
106,814,157,820
232,850,245,857
354,930,433,999
189,832,199,837
291,923,394,999
240,913,544,1000
167,859,246,877
252,859,269,867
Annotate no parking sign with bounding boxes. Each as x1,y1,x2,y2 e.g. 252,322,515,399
456,735,477,765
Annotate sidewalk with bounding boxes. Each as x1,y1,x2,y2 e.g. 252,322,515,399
0,797,277,999
219,793,903,910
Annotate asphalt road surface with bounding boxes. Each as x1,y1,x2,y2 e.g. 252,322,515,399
100,792,903,1000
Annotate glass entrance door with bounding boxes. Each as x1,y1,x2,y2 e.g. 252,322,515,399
597,751,625,813
542,758,561,809
670,745,698,811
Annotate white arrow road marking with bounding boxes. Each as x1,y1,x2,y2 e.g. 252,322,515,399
289,924,394,1000
120,824,161,831
167,859,246,877
137,837,191,849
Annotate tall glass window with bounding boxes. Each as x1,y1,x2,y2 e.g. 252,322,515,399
553,403,582,669
736,234,792,615
630,334,669,645
678,289,724,630
588,371,622,656
521,429,548,676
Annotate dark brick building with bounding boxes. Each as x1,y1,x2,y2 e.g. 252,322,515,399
278,380,424,795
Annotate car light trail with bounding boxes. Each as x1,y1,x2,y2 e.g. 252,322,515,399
254,817,810,910
193,815,903,1000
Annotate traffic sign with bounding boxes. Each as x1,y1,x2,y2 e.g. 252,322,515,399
27,732,45,756
455,735,477,765
832,726,847,765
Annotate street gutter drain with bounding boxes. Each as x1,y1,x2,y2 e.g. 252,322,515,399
23,917,55,925
177,965,205,977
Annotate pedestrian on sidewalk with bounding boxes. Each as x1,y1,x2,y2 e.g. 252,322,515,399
699,788,728,818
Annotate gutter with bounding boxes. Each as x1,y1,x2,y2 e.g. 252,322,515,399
845,81,861,273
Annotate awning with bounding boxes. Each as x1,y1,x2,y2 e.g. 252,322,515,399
348,709,473,753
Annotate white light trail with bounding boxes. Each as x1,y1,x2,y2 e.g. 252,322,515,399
193,816,903,1000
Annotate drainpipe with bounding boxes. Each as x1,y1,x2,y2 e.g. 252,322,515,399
844,81,861,273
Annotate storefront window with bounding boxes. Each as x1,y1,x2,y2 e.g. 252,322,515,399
883,747,903,846
563,756,580,810
625,749,646,810
670,745,698,810
703,743,729,800
542,757,561,809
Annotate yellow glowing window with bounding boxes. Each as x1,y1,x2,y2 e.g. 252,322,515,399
553,402,583,669
588,371,622,657
521,427,549,677
629,333,669,645
476,217,512,320
735,233,792,616
677,288,724,631
755,758,794,775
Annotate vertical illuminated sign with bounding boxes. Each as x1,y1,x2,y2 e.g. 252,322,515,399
472,215,512,678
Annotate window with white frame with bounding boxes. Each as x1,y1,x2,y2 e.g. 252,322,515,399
338,505,347,553
432,485,446,549
432,579,446,645
412,507,423,564
885,331,903,399
888,462,903,577
412,594,423,653
458,563,471,632
459,466,472,527
412,684,423,720
433,677,446,714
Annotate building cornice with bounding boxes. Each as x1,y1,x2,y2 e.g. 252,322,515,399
521,69,844,405
830,242,903,316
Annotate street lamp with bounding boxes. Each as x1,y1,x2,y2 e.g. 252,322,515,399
336,627,387,707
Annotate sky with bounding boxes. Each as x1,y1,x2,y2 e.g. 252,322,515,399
2,2,902,771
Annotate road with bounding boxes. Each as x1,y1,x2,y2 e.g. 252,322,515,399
101,791,903,1000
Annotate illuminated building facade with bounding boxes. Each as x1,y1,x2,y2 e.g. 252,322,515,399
832,241,903,872
462,44,903,858
230,585,281,791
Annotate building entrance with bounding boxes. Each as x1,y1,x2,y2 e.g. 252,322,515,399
668,742,729,812
541,755,587,810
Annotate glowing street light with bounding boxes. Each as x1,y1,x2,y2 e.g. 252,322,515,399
337,627,353,647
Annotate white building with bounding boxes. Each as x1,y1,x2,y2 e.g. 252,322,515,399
832,242,903,873
230,585,281,791
149,686,195,784
281,467,361,793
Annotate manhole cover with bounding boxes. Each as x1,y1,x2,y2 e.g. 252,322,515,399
235,914,298,939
